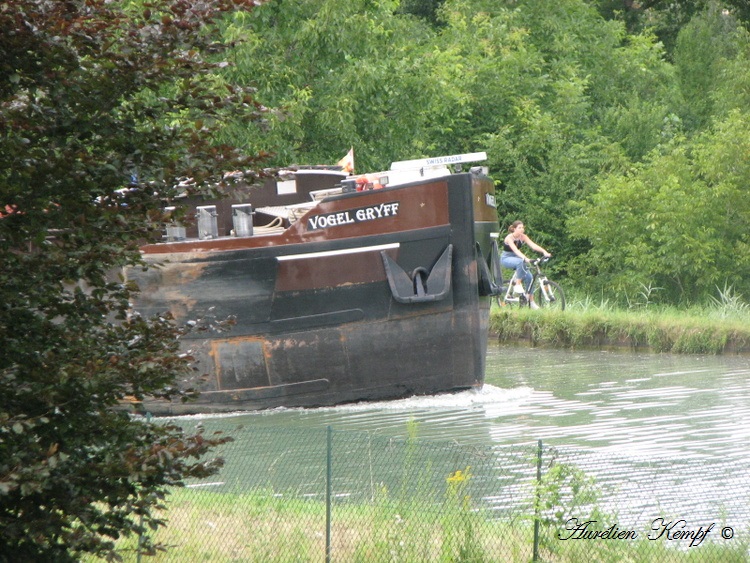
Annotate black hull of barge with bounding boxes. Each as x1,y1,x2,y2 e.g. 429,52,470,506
128,171,498,415
157,304,490,414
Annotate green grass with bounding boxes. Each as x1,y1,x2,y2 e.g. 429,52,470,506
491,298,750,354
83,487,750,562
83,488,532,562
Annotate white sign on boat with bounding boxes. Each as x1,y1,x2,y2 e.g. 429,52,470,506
389,152,487,171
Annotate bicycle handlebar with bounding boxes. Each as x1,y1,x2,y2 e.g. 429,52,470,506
530,256,551,266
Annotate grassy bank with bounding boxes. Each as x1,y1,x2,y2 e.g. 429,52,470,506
79,424,750,562
490,302,750,355
87,488,749,562
98,489,528,562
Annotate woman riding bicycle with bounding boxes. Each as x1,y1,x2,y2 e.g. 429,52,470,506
501,221,551,309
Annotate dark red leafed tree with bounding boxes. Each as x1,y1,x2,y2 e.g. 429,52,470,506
0,1,267,560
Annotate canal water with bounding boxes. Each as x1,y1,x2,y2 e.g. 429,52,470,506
185,342,750,454
178,341,750,524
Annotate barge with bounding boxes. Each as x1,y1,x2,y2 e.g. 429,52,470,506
127,152,501,414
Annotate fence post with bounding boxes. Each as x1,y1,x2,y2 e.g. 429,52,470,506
533,439,542,562
137,412,153,563
136,513,143,563
326,425,332,563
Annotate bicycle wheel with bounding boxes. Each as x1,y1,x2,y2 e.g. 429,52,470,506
534,280,565,310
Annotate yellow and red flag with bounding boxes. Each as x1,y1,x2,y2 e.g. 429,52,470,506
337,147,354,174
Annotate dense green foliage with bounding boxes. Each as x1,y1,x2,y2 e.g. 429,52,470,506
2,0,748,560
0,1,267,560
213,0,750,306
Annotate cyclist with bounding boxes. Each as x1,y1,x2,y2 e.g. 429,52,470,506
501,221,551,309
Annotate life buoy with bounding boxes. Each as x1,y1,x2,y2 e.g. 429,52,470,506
355,174,385,191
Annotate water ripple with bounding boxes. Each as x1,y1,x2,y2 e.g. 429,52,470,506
178,341,750,524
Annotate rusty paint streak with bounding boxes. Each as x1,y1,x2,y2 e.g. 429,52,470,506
207,340,223,388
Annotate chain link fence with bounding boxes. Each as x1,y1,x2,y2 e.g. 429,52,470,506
116,425,748,562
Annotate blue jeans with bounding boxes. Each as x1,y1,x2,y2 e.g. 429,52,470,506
500,252,532,291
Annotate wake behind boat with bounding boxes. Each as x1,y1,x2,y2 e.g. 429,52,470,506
126,152,501,414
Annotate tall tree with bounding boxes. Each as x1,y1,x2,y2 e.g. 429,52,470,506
567,4,750,304
594,0,750,58
673,3,747,130
0,1,266,560
441,0,677,269
569,109,750,304
215,0,448,171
